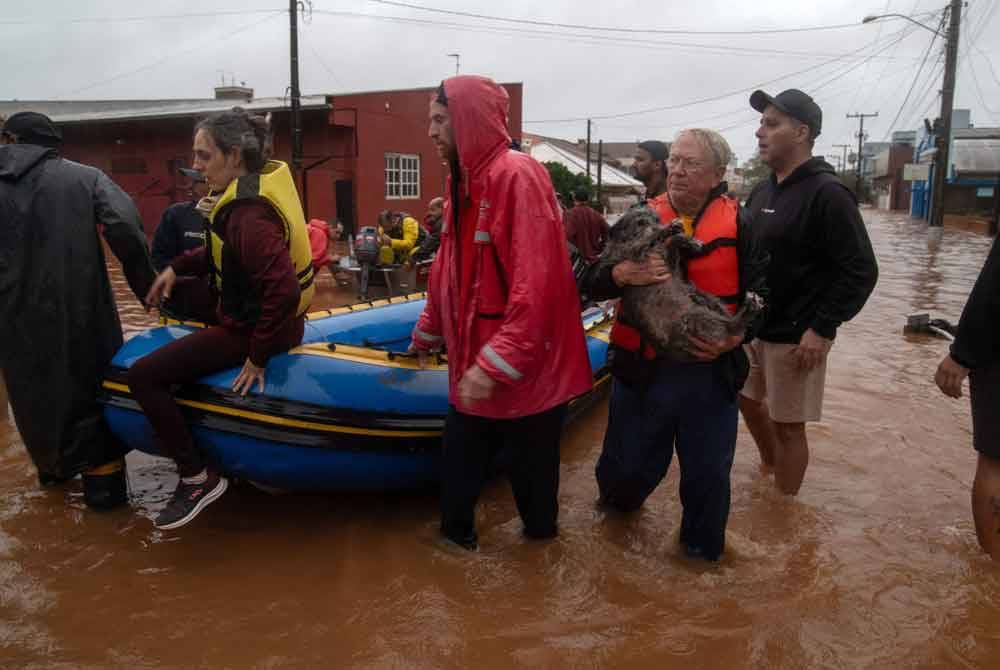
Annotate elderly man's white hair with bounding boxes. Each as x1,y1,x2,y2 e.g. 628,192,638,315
675,128,733,171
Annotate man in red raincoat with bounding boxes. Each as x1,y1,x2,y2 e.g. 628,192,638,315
410,75,592,550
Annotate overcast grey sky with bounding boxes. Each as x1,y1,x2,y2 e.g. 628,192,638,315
2,0,998,164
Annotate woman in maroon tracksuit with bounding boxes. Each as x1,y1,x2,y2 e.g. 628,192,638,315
129,108,305,530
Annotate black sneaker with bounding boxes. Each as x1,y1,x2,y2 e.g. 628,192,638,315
155,472,228,530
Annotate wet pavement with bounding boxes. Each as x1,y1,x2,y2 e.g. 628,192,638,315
1,210,999,668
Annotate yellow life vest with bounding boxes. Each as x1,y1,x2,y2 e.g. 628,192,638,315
207,160,315,317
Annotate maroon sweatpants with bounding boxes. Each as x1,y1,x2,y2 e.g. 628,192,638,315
127,322,302,477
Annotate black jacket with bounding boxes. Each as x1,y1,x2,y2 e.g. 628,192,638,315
580,195,769,394
151,201,206,272
745,157,878,343
0,144,155,477
951,237,1000,369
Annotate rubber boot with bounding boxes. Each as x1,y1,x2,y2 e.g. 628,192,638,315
82,458,129,510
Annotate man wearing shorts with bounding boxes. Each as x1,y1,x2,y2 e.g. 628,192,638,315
935,237,1000,560
739,89,878,495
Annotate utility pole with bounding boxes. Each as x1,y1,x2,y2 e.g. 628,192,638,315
586,119,592,180
596,140,604,208
833,143,851,176
847,112,878,196
289,0,303,172
929,0,962,228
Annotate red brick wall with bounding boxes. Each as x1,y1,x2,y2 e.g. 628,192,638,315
51,81,523,239
331,82,523,232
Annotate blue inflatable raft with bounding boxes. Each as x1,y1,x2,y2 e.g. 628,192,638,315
101,294,612,492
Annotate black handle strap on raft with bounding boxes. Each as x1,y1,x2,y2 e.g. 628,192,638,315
326,341,448,365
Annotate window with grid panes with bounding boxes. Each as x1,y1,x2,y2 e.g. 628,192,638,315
385,153,420,199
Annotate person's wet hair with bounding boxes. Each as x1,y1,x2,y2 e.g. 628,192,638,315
435,82,448,107
195,107,272,173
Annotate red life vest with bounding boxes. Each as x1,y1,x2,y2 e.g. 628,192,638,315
609,195,741,357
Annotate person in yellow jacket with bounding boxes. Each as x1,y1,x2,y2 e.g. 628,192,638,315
377,209,421,265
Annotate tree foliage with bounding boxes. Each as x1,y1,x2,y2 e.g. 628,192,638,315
542,161,594,207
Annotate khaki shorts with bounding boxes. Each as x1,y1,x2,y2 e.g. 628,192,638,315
740,340,827,423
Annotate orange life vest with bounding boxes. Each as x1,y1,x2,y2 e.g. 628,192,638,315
609,195,741,357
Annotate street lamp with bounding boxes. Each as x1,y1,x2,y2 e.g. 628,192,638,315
862,2,960,229
447,53,460,76
862,12,945,36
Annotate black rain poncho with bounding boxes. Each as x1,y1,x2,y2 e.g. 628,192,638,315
0,144,155,478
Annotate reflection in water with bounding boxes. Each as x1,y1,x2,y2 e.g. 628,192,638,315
1,211,998,668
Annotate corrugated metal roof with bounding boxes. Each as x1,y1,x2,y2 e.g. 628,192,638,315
529,141,643,189
0,96,328,124
954,127,1000,140
954,139,1000,174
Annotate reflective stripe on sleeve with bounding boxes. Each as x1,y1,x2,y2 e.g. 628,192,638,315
481,344,523,381
414,327,443,344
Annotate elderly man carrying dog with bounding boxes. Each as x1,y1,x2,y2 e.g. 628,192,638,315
582,128,767,561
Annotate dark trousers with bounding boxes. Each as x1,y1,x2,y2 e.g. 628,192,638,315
596,362,738,560
127,326,254,477
440,404,567,543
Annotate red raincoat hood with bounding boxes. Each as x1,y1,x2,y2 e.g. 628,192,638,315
442,75,511,175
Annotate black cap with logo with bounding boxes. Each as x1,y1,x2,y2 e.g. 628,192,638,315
749,89,822,138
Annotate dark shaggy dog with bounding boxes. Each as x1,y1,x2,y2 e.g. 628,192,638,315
603,206,763,361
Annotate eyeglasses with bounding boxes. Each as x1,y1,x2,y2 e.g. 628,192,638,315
666,155,707,172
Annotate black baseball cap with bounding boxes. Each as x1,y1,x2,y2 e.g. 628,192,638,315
177,167,207,183
749,89,822,138
2,111,62,147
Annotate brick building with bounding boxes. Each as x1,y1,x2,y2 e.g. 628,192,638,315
0,82,523,236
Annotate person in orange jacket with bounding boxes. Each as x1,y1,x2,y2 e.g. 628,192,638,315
409,75,592,550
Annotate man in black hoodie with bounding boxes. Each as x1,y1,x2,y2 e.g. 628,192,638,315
0,112,155,508
935,239,1000,560
739,90,878,495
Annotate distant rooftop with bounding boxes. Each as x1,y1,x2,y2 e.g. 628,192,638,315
954,138,1000,174
954,127,1000,140
523,133,642,189
0,95,329,125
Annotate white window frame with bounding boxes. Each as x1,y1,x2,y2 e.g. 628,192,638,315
385,152,421,200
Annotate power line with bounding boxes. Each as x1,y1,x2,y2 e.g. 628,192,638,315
310,8,924,62
53,11,284,98
362,0,930,36
880,13,945,139
857,0,924,111
0,9,281,25
850,0,893,112
526,22,917,124
974,46,1000,87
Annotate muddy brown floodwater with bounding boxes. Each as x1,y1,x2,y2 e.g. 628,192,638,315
2,210,999,669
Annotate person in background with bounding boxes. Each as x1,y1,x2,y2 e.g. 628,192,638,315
378,209,422,265
421,196,444,234
562,187,610,263
631,139,670,221
739,89,878,496
580,128,768,562
129,107,314,530
151,167,216,322
935,236,1000,560
410,75,592,550
0,111,155,508
410,197,444,264
309,219,344,276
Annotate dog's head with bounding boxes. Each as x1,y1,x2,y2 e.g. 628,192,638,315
604,206,667,264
